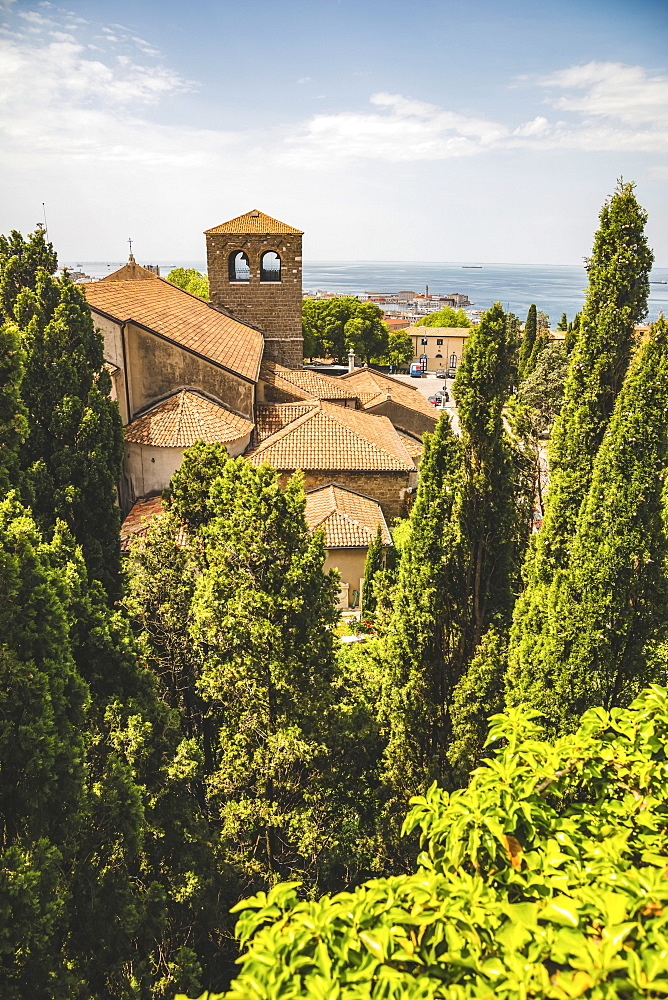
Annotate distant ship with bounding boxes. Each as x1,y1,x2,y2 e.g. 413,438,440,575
650,280,667,284
462,265,482,269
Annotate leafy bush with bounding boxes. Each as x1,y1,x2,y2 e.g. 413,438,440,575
186,685,668,999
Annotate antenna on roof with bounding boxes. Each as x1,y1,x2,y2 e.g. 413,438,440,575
40,202,48,239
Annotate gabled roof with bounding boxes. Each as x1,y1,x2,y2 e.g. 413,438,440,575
204,210,303,236
339,367,438,420
397,431,424,461
98,255,157,282
260,360,359,402
124,390,253,448
304,485,391,548
254,403,319,442
120,497,188,551
246,401,415,473
85,273,263,383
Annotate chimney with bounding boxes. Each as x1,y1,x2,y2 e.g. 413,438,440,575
385,392,392,401
348,349,355,373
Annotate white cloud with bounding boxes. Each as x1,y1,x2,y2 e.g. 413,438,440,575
280,64,668,166
540,61,668,127
0,5,666,211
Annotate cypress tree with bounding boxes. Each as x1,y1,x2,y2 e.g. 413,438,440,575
0,498,88,999
508,181,654,697
535,181,652,573
383,304,529,802
454,302,525,648
0,320,27,496
511,317,668,732
517,304,537,380
382,413,464,796
187,459,341,887
0,227,57,315
14,268,124,599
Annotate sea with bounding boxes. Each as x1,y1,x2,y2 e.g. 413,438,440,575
61,259,668,326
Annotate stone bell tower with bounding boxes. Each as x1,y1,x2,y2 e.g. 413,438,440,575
204,209,304,369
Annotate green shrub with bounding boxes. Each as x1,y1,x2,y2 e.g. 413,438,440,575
189,685,668,999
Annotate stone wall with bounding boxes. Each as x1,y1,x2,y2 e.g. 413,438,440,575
206,231,303,369
277,469,416,523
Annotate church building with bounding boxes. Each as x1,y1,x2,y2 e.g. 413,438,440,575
85,209,429,604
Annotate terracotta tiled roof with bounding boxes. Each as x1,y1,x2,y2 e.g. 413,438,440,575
260,360,359,401
305,484,391,548
125,390,254,448
246,401,415,472
405,326,471,336
204,210,303,236
120,497,188,551
397,431,424,460
254,403,319,442
99,257,157,282
340,367,438,420
85,275,263,382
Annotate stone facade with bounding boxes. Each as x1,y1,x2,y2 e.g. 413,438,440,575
278,469,416,523
205,229,304,369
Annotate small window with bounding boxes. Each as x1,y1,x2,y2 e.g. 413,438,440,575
435,353,443,358
436,338,443,346
260,251,281,282
229,251,250,282
449,353,458,369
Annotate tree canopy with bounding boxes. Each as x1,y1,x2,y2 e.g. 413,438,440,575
167,267,209,299
301,297,389,362
415,306,471,328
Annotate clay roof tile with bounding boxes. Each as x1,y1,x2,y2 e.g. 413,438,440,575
124,390,254,448
85,276,263,382
204,209,303,236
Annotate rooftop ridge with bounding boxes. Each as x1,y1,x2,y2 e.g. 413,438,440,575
204,209,303,236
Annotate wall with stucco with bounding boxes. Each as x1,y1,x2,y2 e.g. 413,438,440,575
125,431,251,503
323,548,366,608
125,325,254,420
94,312,129,424
408,327,470,374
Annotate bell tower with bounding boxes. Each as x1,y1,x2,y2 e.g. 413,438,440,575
204,209,304,369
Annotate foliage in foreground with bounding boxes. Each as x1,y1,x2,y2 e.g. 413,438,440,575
187,684,668,1000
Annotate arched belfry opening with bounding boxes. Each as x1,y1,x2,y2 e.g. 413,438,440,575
204,209,304,369
228,250,250,282
260,251,281,282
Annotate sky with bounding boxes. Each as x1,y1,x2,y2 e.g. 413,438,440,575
1,0,667,265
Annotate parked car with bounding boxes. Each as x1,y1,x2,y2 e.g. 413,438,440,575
409,362,424,377
447,367,457,378
435,370,446,379
427,391,449,405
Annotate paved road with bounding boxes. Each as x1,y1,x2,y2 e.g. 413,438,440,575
391,373,452,399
